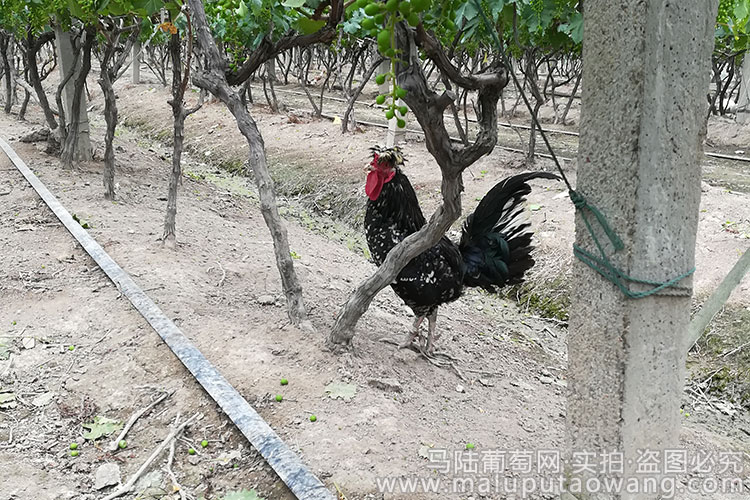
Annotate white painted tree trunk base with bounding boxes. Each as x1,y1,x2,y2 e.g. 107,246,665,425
736,53,750,125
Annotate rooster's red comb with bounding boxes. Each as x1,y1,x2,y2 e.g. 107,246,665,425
369,145,405,166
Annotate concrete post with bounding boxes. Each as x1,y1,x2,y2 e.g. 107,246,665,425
736,54,750,124
54,26,91,161
566,1,717,498
378,58,403,146
132,39,141,84
377,59,390,95
385,98,406,147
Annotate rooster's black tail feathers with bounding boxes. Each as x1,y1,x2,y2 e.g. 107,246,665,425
459,172,560,291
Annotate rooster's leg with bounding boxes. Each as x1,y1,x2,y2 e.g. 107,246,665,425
400,316,424,348
426,309,439,353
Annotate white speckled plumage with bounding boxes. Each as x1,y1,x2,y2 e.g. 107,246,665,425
363,146,559,349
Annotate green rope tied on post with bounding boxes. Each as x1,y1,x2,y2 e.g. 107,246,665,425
569,190,624,251
571,190,695,298
470,0,696,299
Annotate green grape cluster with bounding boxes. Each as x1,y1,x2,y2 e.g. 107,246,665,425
213,0,235,10
229,46,246,71
553,0,565,18
374,75,408,127
358,0,429,34
717,0,736,24
355,0,433,125
530,0,544,33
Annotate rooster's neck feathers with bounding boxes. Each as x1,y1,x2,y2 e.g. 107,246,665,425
368,170,426,233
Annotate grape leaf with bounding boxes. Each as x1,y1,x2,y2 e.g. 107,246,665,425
558,12,583,44
295,18,326,34
222,489,263,500
236,0,249,18
82,416,123,440
96,0,111,13
325,381,357,401
134,0,163,16
282,0,306,7
341,8,364,34
735,0,749,20
102,2,128,16
67,0,86,18
0,341,9,361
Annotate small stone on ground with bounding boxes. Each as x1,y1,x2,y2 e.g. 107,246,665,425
94,463,120,490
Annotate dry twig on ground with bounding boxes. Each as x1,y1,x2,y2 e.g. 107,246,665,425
107,390,175,452
101,412,200,500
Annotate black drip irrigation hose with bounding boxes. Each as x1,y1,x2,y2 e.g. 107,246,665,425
0,137,335,500
262,85,750,164
306,109,577,163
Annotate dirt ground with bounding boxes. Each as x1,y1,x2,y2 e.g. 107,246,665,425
113,79,750,306
0,68,749,500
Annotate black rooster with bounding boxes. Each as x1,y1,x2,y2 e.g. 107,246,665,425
364,146,559,352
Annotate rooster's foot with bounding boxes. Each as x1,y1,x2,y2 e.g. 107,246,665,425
399,336,419,349
400,316,425,349
425,310,439,354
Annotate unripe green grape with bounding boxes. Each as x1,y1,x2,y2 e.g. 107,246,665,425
385,109,395,120
398,1,411,16
375,73,386,85
364,3,381,15
385,48,396,57
385,0,398,12
398,105,408,116
374,13,385,23
395,87,407,98
407,12,420,26
362,18,375,30
376,94,386,105
717,0,735,23
397,118,406,128
377,29,391,50
411,0,430,12
369,28,379,37
356,0,368,8
377,29,391,44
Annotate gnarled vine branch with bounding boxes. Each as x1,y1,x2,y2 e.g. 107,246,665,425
327,22,507,346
